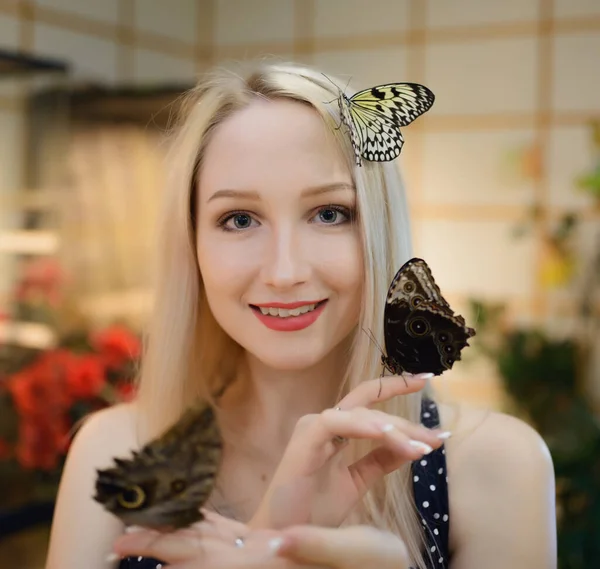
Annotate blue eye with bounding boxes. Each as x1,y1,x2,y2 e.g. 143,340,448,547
313,206,353,225
319,209,338,223
231,214,252,229
217,211,258,232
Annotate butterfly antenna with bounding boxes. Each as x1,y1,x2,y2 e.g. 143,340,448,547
321,72,342,93
343,75,353,94
361,326,385,356
360,327,388,399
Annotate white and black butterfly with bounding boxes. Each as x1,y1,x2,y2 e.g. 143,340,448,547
382,258,475,376
337,82,435,166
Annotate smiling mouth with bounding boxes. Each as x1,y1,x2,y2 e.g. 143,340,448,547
250,300,328,318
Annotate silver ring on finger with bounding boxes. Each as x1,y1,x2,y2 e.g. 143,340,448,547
331,406,348,444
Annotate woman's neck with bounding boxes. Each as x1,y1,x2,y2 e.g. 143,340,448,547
211,345,349,522
220,344,347,454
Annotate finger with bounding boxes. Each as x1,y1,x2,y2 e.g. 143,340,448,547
367,409,449,447
337,373,431,410
317,406,446,450
194,509,250,541
113,528,206,564
348,443,423,496
346,423,444,496
276,525,409,569
161,531,290,569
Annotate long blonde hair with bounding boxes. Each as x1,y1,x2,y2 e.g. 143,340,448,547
136,59,430,567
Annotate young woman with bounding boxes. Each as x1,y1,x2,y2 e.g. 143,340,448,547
45,61,557,569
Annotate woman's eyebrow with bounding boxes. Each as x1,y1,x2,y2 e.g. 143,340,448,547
206,182,355,203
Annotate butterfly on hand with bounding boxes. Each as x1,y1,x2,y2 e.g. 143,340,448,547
382,258,476,377
94,404,222,530
336,82,435,166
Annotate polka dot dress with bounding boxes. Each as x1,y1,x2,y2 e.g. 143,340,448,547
410,397,450,568
118,398,450,569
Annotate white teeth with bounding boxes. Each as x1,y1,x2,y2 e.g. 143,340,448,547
258,303,317,317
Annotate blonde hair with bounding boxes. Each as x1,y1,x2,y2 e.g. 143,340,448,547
136,59,431,568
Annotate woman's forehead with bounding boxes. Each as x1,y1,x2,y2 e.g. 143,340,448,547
197,98,351,198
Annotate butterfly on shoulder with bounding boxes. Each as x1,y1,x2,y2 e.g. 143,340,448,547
336,82,435,167
93,403,222,530
381,258,476,377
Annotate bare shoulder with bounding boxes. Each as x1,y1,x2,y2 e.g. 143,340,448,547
70,401,140,459
45,402,141,569
438,403,557,569
440,403,553,471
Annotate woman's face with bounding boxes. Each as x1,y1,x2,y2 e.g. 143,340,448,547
196,98,363,371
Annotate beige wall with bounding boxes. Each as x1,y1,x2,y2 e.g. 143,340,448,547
0,0,599,409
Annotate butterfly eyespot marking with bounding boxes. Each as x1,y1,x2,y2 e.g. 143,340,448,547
408,317,431,337
382,258,475,377
437,332,452,343
171,479,187,494
403,282,415,293
117,485,146,509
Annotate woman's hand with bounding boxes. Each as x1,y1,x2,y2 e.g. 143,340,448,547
111,511,298,569
251,374,447,529
277,524,410,569
111,512,409,569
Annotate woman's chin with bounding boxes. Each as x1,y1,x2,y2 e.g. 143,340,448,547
249,351,326,373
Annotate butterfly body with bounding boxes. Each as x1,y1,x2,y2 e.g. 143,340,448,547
94,403,222,530
383,258,475,376
337,83,435,166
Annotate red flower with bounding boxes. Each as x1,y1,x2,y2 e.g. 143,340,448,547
93,325,141,370
65,354,107,399
6,349,81,471
4,323,139,472
115,381,136,402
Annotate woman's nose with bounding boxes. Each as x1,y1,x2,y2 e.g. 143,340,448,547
260,227,311,290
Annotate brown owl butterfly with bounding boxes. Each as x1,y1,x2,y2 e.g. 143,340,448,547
382,257,476,376
93,403,222,530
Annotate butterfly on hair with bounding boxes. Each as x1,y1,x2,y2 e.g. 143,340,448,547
333,81,435,167
381,258,476,378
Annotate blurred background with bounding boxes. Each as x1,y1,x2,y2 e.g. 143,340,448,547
0,0,598,567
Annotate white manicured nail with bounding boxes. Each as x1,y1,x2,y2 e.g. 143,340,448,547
268,537,284,552
125,525,144,533
437,431,452,440
381,423,395,433
409,440,433,454
415,372,434,379
106,552,120,563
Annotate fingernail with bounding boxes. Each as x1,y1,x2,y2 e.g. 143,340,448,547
125,525,144,533
437,431,452,440
106,552,120,563
268,537,284,552
409,440,433,454
381,423,395,433
403,372,434,380
414,372,434,380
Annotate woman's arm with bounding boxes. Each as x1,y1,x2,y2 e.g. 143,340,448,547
447,409,557,569
45,403,139,569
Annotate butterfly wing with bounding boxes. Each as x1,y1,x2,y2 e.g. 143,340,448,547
349,83,435,127
94,403,222,529
338,94,366,166
384,301,475,375
383,257,475,376
350,102,406,162
386,257,451,310
346,83,434,163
